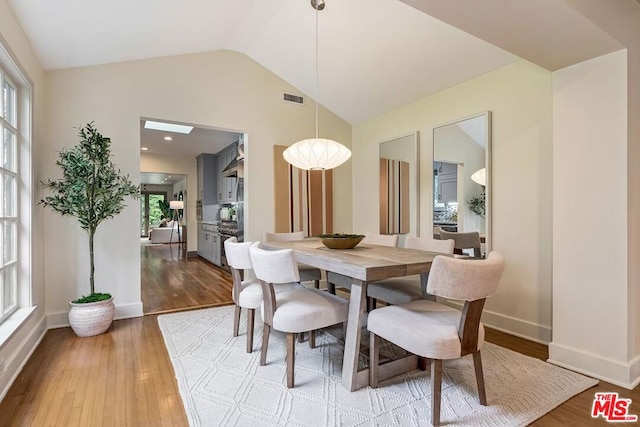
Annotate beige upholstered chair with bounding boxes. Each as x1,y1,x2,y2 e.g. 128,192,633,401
368,252,505,426
437,228,482,258
326,233,399,294
366,237,455,307
224,237,302,353
263,231,323,289
249,242,349,388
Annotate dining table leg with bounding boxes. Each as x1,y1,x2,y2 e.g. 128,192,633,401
341,279,367,391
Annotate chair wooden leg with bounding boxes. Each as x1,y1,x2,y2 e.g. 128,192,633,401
246,309,255,353
233,305,241,337
418,356,428,371
473,351,487,405
314,279,320,289
260,324,271,366
287,333,296,388
328,282,336,294
369,332,379,388
431,359,442,427
298,332,304,343
309,330,316,349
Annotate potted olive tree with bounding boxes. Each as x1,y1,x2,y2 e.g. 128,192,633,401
41,122,140,337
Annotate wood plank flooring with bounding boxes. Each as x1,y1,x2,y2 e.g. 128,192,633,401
141,243,233,314
2,248,639,425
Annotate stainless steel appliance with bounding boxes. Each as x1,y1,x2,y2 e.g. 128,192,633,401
218,220,240,272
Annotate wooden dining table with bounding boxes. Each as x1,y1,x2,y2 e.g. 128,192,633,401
261,238,441,391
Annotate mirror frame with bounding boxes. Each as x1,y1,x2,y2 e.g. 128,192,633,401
379,132,420,237
432,111,491,253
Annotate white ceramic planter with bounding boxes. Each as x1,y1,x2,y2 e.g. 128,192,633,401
68,297,115,337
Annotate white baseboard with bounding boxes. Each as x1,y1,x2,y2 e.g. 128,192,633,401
115,302,144,320
0,314,47,402
549,341,640,389
480,308,552,344
47,302,144,329
443,300,552,344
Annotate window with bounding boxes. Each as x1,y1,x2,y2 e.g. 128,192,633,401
0,36,31,329
0,68,18,324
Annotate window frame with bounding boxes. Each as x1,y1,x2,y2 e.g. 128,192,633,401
0,34,33,329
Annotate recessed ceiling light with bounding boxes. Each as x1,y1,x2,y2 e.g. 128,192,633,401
144,120,193,134
141,147,149,151
164,136,173,141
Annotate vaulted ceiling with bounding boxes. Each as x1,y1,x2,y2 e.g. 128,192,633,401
9,0,518,124
8,0,631,124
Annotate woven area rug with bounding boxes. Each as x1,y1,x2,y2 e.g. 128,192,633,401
158,306,597,427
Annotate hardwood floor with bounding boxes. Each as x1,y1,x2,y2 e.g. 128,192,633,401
141,243,233,314
1,251,639,425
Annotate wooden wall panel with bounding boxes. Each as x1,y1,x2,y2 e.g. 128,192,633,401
400,161,410,234
274,146,291,232
309,170,323,236
325,169,333,234
379,158,389,234
274,145,334,236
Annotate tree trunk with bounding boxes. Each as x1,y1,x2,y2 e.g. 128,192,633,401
89,229,95,295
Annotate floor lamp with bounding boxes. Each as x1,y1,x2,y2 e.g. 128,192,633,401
169,200,184,244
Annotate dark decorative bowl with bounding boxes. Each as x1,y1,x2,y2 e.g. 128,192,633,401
318,234,365,249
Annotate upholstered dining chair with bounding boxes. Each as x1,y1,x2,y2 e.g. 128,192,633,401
326,233,399,295
366,236,455,308
249,242,349,388
437,228,482,258
263,231,323,289
368,252,505,427
224,237,302,353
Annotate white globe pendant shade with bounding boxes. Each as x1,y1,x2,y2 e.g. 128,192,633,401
471,168,486,186
283,138,352,171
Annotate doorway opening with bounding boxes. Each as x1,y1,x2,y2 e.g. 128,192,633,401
141,192,167,237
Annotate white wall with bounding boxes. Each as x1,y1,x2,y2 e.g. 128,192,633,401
550,50,632,387
352,60,554,342
43,49,352,323
0,0,46,401
141,153,197,251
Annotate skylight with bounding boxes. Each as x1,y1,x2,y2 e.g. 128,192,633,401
144,120,193,134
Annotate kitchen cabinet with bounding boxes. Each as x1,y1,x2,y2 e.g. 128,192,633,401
434,161,457,203
197,223,221,266
216,143,238,203
197,226,206,256
196,154,217,205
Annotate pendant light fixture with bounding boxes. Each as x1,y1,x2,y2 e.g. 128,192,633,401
283,0,351,171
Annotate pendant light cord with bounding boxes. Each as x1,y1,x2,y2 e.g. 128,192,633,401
315,4,319,140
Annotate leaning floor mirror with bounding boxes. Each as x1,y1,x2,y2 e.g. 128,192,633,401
379,132,419,237
432,112,491,254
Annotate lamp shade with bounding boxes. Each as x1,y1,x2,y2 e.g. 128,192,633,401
283,138,352,171
169,200,184,209
471,168,486,186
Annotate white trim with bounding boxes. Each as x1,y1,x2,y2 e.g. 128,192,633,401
47,302,144,329
0,306,37,351
549,341,640,390
480,307,552,344
0,314,46,402
114,302,144,320
443,299,552,344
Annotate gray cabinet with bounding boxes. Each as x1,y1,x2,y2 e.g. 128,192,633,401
434,162,457,203
196,154,217,205
216,143,238,203
197,223,220,266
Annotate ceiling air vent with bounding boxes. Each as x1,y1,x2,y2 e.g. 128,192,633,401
283,92,304,105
